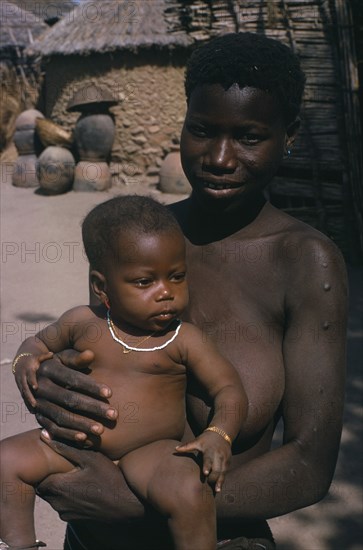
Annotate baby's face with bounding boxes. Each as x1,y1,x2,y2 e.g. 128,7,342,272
105,230,188,332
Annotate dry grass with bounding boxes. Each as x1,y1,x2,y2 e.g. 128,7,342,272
0,61,42,152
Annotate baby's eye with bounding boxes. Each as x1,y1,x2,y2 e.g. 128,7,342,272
134,278,153,287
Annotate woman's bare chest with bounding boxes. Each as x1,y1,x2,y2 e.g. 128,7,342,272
184,239,286,439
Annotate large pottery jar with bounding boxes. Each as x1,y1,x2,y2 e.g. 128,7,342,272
37,146,75,195
159,151,191,194
73,113,115,191
12,109,44,187
67,84,118,192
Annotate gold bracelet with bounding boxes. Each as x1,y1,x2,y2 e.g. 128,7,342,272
204,425,232,446
12,352,34,374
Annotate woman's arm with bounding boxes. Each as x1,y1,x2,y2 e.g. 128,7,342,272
216,239,347,519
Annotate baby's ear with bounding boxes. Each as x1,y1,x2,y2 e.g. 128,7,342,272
90,270,107,302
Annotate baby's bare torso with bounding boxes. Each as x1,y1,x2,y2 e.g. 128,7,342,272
73,318,187,459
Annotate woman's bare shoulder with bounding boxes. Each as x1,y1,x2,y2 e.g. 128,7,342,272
263,204,344,263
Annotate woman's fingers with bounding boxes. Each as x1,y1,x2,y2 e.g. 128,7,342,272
35,376,117,421
37,415,88,443
38,356,112,399
35,398,107,443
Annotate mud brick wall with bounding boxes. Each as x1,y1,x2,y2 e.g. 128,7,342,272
42,50,188,188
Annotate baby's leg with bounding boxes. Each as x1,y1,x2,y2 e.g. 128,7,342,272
120,440,216,550
0,429,73,549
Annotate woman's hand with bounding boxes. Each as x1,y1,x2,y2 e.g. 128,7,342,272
37,437,144,522
31,350,118,443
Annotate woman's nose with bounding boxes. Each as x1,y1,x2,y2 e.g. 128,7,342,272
203,137,237,173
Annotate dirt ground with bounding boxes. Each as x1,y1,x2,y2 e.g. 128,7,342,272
1,169,362,549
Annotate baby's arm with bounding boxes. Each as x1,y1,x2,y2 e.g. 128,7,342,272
175,324,247,492
13,306,90,409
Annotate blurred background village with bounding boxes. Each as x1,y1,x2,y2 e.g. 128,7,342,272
0,1,362,549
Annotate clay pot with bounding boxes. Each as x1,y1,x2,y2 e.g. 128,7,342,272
12,109,44,188
73,113,115,191
73,161,111,192
14,125,38,155
37,146,75,195
159,152,191,194
12,154,39,188
74,113,115,161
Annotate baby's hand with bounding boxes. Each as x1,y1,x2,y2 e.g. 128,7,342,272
13,351,54,409
175,431,232,492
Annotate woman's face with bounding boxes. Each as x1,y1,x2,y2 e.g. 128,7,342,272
180,83,296,209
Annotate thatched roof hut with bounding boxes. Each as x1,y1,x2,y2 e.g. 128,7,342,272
29,0,192,55
0,1,48,55
4,0,77,26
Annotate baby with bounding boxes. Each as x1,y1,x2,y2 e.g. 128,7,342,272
0,195,247,550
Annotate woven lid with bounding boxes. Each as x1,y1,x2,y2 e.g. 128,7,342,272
67,84,118,112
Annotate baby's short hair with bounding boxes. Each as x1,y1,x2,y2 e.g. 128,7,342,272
82,195,181,270
185,32,306,124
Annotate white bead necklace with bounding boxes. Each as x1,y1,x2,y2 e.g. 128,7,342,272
106,310,182,353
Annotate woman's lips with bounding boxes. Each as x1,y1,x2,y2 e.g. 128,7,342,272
196,176,243,190
203,181,240,190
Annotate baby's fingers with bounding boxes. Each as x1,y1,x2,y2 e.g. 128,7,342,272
214,472,225,493
175,440,202,454
27,368,39,391
21,377,37,409
202,453,214,477
206,467,224,491
26,353,52,391
38,351,54,363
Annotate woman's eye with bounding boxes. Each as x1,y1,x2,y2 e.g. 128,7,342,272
187,124,208,137
240,134,261,144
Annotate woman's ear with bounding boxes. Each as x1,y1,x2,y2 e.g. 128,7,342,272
90,270,108,305
285,117,300,150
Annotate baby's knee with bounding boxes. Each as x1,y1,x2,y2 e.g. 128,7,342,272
0,438,29,503
149,462,213,516
0,430,55,485
0,438,18,476
174,471,211,511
